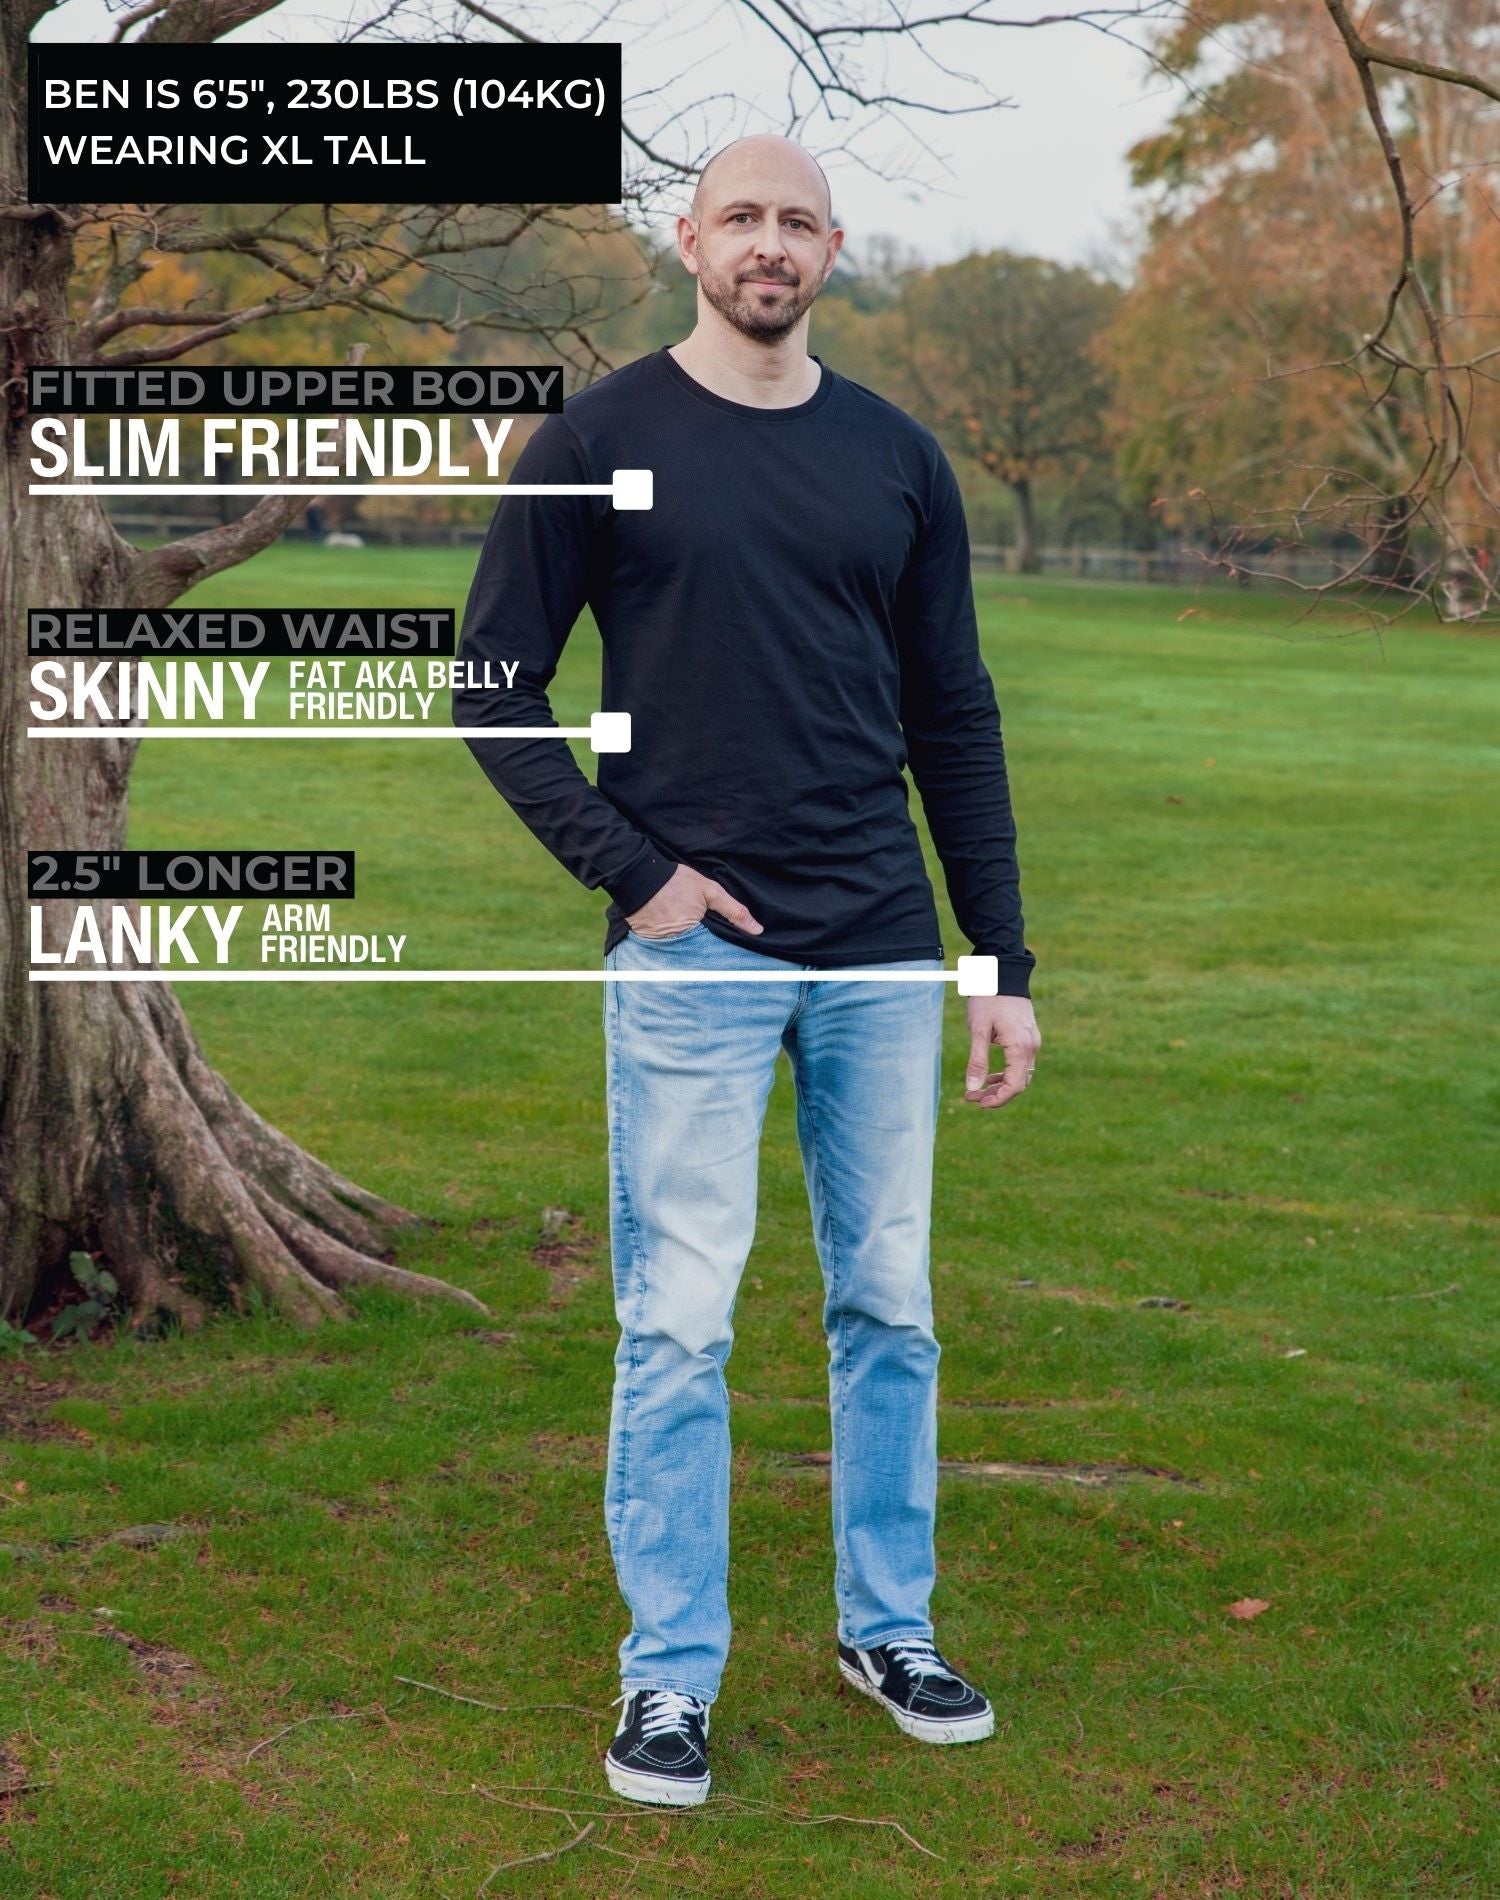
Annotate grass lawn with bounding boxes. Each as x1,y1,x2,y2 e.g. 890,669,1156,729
3,553,1497,1896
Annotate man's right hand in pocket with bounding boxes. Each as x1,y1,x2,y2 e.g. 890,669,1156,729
625,865,764,940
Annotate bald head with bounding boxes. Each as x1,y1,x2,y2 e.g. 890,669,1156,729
690,134,833,229
677,132,844,345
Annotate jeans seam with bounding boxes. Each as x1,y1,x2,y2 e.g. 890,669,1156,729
606,969,646,1557
793,1060,855,1639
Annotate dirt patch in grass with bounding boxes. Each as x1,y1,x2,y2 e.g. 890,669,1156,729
1011,1281,1196,1313
0,1734,40,1834
266,1402,343,1449
731,1389,1118,1412
1176,1186,1498,1229
942,1393,1125,1411
0,1368,80,1443
529,1431,605,1468
96,1620,200,1691
1057,1822,1133,1861
2,1619,62,1667
785,1451,1204,1489
533,1208,601,1305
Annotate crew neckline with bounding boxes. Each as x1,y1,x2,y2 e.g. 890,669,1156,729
656,344,833,419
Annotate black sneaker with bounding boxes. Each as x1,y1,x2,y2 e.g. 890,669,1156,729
604,1688,712,1806
838,1635,995,1744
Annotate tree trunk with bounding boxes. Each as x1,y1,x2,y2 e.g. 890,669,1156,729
0,21,480,1330
1010,477,1040,573
0,452,482,1333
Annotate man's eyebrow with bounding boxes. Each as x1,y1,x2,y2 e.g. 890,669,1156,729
717,198,823,220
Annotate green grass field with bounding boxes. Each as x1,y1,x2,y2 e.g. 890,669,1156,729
4,551,1497,1896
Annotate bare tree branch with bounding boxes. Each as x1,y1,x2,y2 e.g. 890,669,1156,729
130,345,369,606
138,0,289,43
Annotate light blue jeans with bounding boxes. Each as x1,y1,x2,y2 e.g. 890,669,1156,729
602,921,946,1706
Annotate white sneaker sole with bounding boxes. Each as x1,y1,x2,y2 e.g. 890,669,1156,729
838,1657,996,1744
604,1755,711,1806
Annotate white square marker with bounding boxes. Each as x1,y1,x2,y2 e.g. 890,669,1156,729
957,954,1000,997
612,468,653,511
590,711,632,753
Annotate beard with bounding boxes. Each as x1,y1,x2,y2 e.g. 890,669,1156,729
695,249,826,340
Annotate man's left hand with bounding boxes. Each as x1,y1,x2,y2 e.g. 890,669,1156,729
964,995,1041,1109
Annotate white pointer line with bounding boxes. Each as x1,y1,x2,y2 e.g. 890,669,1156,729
29,968,972,987
29,484,612,496
27,712,634,751
28,471,655,507
29,726,590,740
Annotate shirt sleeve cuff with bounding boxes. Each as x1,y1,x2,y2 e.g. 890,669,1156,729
973,954,1034,999
604,845,680,917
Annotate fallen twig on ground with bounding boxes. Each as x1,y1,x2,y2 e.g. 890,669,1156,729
396,1674,598,1719
477,1817,596,1893
246,1705,387,1762
466,1780,942,1860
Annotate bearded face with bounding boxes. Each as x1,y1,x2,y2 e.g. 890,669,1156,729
691,239,830,342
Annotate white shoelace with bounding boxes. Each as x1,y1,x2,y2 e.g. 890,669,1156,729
885,1637,960,1683
613,1688,708,1739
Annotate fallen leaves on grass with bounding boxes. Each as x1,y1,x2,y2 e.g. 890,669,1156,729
1226,1598,1271,1621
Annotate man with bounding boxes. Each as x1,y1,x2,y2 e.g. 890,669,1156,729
455,133,1041,1808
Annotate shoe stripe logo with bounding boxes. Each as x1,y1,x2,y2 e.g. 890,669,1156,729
859,1652,886,1690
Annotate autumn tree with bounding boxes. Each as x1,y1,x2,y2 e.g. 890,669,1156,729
1106,0,1499,609
886,250,1121,570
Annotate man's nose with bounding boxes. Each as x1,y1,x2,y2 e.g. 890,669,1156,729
753,219,788,259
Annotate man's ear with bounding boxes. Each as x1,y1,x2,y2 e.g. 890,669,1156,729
821,226,845,285
677,213,701,277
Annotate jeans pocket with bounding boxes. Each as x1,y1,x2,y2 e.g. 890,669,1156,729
627,919,708,945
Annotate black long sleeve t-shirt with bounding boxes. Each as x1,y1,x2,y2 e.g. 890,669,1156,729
454,345,1036,996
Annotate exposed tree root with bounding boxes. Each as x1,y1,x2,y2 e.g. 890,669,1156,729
247,1180,486,1313
4,971,483,1332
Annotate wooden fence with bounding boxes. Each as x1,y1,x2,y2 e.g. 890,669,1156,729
969,544,1351,587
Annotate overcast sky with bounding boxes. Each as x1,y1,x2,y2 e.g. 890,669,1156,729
35,0,1177,270
610,3,1176,273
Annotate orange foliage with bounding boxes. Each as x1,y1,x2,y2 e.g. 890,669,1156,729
1105,0,1498,556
